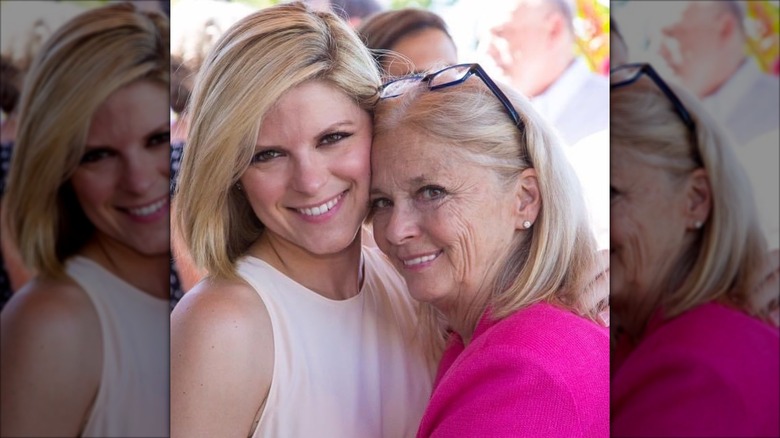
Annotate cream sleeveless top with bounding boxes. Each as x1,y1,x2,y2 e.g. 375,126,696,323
65,256,169,438
236,246,434,438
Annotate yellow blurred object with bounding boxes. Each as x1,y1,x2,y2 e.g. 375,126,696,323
573,0,610,75
746,1,780,74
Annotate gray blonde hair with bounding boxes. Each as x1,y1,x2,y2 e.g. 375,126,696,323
373,75,599,334
3,2,169,278
611,75,768,335
175,2,381,280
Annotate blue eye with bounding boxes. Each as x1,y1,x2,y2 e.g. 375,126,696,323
370,197,392,210
419,185,447,201
251,149,283,163
81,148,115,164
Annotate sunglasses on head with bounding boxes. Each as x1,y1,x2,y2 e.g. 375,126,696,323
379,63,525,132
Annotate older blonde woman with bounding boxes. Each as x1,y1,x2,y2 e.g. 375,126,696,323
369,63,610,437
0,4,170,437
171,4,434,437
610,63,779,436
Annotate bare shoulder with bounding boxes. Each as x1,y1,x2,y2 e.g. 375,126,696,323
171,276,273,345
1,276,100,346
171,277,274,438
1,277,102,437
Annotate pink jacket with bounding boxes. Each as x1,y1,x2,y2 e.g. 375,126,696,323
417,302,610,438
612,302,780,437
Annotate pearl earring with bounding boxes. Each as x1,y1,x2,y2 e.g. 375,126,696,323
523,220,532,229
694,221,703,229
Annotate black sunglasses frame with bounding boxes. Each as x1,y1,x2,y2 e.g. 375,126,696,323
610,62,695,131
379,63,524,132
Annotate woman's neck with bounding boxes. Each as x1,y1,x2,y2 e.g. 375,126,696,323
441,291,492,347
80,235,170,300
248,233,363,301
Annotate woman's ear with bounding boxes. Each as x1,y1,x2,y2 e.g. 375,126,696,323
514,168,541,230
685,168,712,229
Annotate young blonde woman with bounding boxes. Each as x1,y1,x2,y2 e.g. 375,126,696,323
0,4,170,437
171,4,434,437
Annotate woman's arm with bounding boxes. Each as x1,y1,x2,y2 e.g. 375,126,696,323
171,278,273,438
0,279,101,436
420,346,590,438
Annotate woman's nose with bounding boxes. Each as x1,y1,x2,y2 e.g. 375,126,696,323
291,153,328,196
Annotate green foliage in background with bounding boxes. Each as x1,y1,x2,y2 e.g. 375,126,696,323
171,0,460,11
390,0,431,9
220,0,279,8
390,0,459,9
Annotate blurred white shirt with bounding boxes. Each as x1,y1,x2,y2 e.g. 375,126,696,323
531,58,610,147
565,129,610,251
702,58,780,147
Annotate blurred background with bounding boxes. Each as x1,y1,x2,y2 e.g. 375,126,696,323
613,0,779,76
168,0,610,77
613,0,779,249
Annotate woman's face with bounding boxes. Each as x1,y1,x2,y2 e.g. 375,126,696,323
610,146,692,307
239,80,372,256
370,127,520,314
70,79,170,257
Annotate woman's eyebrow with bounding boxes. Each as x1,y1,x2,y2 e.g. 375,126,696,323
312,120,355,139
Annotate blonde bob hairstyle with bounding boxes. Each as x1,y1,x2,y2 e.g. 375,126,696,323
611,76,768,335
373,76,600,332
3,3,169,279
175,2,381,279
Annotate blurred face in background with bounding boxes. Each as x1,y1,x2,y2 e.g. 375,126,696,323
385,27,458,77
659,1,732,97
486,0,559,96
71,79,171,257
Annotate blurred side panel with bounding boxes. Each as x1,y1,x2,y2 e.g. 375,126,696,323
611,1,779,436
1,1,171,436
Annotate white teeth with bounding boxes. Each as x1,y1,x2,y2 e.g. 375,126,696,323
403,253,439,267
297,194,341,217
127,198,166,216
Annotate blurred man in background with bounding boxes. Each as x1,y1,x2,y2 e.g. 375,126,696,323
483,0,608,147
